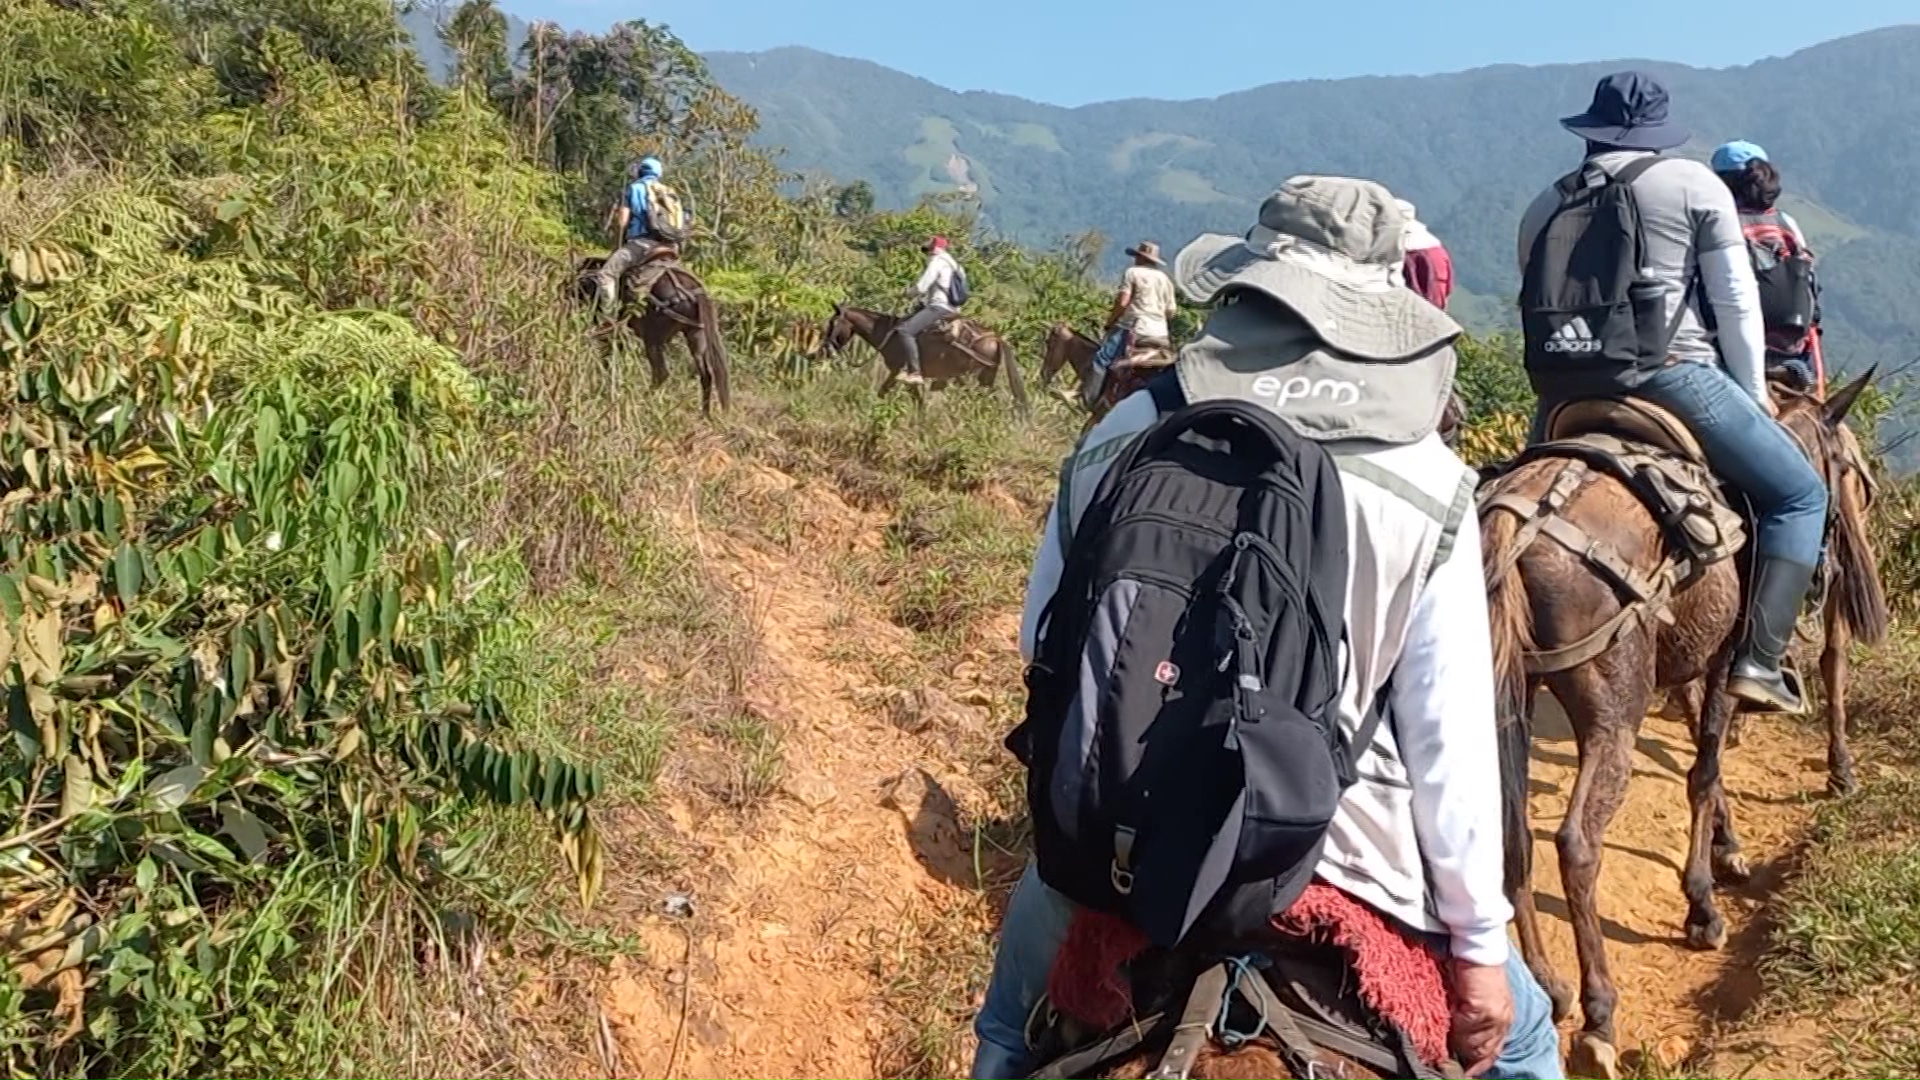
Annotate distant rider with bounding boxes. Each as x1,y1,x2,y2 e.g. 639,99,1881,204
594,156,671,316
1711,140,1824,393
1398,199,1455,311
896,236,963,385
1084,240,1178,407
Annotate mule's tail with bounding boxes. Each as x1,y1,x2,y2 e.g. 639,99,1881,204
1000,340,1031,415
1481,504,1538,904
696,290,732,412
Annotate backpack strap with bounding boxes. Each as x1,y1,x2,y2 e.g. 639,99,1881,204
1146,369,1185,415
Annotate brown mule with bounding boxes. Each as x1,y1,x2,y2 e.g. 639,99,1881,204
573,254,732,417
820,303,1030,415
1478,372,1886,1078
1039,322,1178,433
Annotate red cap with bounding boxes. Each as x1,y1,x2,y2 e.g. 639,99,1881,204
928,235,949,250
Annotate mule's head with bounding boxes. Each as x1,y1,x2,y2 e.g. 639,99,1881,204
818,303,857,358
571,257,605,305
1776,365,1890,644
1040,322,1078,386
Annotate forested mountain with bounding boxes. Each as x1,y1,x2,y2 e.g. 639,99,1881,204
701,28,1920,364
398,10,1920,368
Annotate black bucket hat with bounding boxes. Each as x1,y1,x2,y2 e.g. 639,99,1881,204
1560,71,1689,151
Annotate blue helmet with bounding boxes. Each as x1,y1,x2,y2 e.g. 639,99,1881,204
634,156,663,180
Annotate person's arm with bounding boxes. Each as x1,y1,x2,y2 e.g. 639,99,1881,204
610,204,630,245
911,256,939,300
1388,506,1511,967
1694,180,1768,403
1107,287,1133,332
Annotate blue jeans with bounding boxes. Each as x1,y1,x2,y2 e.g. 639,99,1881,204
1531,362,1827,565
970,864,1565,1080
1091,327,1131,373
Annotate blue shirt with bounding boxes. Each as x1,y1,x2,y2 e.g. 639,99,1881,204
625,179,654,240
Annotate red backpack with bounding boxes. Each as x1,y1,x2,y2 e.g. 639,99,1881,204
1739,210,1817,355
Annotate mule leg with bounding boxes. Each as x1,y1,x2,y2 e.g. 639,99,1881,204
1554,665,1648,1080
1682,654,1738,950
1821,601,1857,795
686,325,713,418
1506,686,1574,1022
642,320,672,390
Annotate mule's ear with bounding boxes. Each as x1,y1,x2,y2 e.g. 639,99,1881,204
1825,365,1879,428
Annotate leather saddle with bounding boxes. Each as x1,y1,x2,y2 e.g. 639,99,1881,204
1544,396,1705,463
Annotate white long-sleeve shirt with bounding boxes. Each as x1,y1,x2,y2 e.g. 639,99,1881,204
914,250,960,309
1019,390,1513,964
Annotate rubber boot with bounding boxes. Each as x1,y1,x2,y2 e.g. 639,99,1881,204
1728,556,1817,715
898,332,927,385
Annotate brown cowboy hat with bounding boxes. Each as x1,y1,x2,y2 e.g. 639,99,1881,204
1125,240,1165,266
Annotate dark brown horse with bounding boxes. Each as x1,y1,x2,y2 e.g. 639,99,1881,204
573,255,732,417
819,303,1029,414
1480,373,1886,1078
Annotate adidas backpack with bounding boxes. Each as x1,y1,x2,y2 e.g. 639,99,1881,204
1739,209,1817,354
1520,157,1673,374
1008,376,1369,950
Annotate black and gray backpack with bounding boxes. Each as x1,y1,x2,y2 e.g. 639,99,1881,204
1008,377,1369,950
1519,157,1674,375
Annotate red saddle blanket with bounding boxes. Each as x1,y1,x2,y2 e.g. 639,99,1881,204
1045,881,1452,1065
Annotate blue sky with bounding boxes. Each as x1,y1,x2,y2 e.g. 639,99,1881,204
498,0,1913,105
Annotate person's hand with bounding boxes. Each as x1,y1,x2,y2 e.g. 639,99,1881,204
1449,959,1514,1077
1760,393,1781,419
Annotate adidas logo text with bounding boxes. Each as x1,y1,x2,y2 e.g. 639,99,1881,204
1542,316,1604,355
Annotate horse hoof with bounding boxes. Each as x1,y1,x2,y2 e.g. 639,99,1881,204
1570,1033,1622,1080
1828,770,1859,798
1714,851,1753,886
1686,915,1728,952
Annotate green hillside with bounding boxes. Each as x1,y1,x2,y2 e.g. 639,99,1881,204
702,29,1920,368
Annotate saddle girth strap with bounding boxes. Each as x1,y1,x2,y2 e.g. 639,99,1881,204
1146,962,1229,1079
1237,961,1460,1080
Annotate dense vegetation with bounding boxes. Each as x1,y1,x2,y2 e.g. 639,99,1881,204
0,0,1122,1072
6,0,1920,1076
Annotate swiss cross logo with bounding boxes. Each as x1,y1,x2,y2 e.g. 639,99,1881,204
1154,661,1181,686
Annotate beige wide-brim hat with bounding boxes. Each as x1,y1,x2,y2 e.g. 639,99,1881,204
1124,240,1165,266
1173,175,1459,360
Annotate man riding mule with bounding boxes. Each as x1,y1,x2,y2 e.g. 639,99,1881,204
1515,71,1827,715
818,301,1030,412
1080,240,1180,409
1481,71,1887,1079
976,177,1561,1080
593,156,693,318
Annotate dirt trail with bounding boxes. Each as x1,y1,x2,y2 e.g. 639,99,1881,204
594,463,1007,1079
1525,693,1825,1074
584,459,1829,1079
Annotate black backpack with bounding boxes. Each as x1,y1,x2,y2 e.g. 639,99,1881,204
1519,157,1674,374
1008,376,1368,951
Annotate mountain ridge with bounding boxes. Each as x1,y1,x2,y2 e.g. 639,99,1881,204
397,10,1920,365
700,26,1920,363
